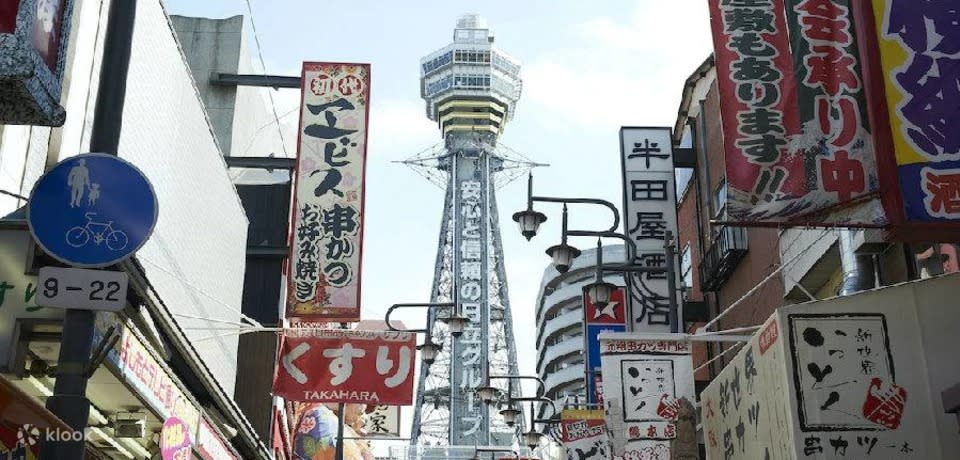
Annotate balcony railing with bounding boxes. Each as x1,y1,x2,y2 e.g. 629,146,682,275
699,225,749,291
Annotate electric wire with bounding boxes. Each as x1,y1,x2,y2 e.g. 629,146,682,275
242,0,289,158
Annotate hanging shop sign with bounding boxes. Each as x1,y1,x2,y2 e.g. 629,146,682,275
857,0,960,241
707,0,885,226
160,417,192,460
195,418,239,460
286,62,371,321
583,286,627,404
619,127,677,332
0,0,74,125
361,404,401,438
273,329,416,404
560,409,611,460
701,274,960,459
599,333,695,460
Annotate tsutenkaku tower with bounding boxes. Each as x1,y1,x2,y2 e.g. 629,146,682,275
408,14,527,448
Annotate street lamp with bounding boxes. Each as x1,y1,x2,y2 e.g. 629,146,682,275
515,173,682,333
476,384,502,405
511,173,548,240
499,402,522,427
477,375,545,406
385,302,461,365
544,204,581,273
416,338,441,366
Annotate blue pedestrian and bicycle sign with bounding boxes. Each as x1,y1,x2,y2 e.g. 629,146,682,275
27,153,158,267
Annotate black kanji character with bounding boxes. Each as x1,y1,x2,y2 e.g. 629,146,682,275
724,7,776,33
321,204,359,239
631,180,668,201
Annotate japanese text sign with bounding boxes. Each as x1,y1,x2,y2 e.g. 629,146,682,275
870,1,960,223
361,405,401,438
702,274,960,459
274,329,416,405
707,0,885,226
584,286,628,404
287,62,370,321
619,127,676,333
561,409,611,460
599,333,694,459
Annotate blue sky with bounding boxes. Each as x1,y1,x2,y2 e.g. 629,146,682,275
164,0,713,442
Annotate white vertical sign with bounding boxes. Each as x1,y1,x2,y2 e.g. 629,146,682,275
620,127,677,332
599,333,695,459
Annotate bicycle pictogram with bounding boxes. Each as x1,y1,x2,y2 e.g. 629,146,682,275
65,212,129,251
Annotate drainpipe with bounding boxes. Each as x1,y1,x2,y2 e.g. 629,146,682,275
838,229,876,296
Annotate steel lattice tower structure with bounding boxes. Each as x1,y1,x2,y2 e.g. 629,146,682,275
407,14,529,448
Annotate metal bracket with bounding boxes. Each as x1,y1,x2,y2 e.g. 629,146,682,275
85,325,120,378
211,73,301,89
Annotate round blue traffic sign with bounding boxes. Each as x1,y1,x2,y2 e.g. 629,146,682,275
27,153,158,267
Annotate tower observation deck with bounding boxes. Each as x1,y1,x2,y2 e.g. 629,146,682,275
407,14,530,451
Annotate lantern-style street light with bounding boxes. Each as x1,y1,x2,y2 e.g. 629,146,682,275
384,302,464,366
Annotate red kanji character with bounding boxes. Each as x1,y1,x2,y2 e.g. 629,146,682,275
862,378,907,429
708,430,718,448
804,45,860,96
310,73,335,96
796,0,851,44
646,424,658,438
338,75,363,96
817,95,859,147
663,423,677,439
706,398,716,418
629,425,641,439
820,150,865,202
924,169,960,215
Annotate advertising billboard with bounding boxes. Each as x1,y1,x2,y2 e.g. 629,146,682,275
287,62,371,321
702,274,960,459
707,0,885,226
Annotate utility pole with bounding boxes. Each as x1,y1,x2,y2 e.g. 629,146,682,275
40,1,137,458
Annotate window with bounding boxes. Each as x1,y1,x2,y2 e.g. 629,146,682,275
713,179,727,219
680,244,693,295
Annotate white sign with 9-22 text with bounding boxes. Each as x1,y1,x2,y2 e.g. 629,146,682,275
37,267,128,312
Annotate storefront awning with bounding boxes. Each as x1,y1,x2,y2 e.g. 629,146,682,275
0,373,69,430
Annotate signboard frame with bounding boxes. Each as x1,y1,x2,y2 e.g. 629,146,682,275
285,62,371,321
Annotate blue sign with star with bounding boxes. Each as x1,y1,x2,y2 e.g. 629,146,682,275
27,153,158,267
586,323,625,403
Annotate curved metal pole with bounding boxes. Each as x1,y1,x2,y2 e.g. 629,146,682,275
384,302,456,334
532,396,560,424
566,229,638,262
490,375,546,400
531,196,620,233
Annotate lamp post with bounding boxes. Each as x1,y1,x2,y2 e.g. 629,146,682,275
471,446,519,460
513,173,681,332
384,302,466,365
475,375,558,452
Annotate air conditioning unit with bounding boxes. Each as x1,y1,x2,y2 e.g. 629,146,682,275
114,415,146,439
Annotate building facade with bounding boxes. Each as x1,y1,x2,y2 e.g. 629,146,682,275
534,246,626,404
672,54,958,429
0,1,278,458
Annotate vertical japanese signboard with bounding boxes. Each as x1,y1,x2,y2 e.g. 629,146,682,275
450,163,490,444
584,286,628,404
599,333,695,460
707,0,885,225
287,62,370,321
702,275,960,459
869,1,960,224
361,404,401,438
620,127,676,333
561,409,612,460
273,329,415,404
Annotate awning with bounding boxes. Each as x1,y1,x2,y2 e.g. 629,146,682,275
0,374,70,430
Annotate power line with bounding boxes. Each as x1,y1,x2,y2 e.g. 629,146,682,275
242,0,290,158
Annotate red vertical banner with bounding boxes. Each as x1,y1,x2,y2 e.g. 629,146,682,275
708,0,885,225
286,63,371,321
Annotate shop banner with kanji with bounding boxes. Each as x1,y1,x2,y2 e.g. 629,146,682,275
561,409,612,460
287,62,370,321
701,275,960,459
619,127,677,332
870,1,960,223
707,0,885,226
599,333,695,460
273,329,415,405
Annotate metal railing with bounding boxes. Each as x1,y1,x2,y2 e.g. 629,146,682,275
699,225,749,291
